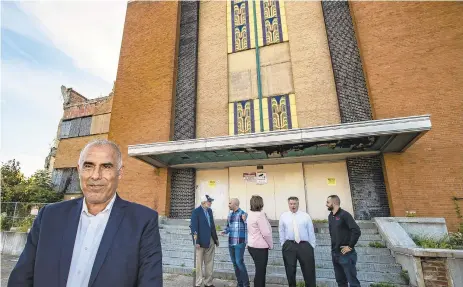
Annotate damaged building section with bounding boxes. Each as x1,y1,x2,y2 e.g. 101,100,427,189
46,85,114,200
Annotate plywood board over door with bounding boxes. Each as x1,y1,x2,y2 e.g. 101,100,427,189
303,161,354,220
196,169,230,220
229,163,306,220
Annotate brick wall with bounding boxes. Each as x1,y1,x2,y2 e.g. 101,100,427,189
421,257,449,287
108,1,180,214
63,96,112,120
350,2,463,230
54,134,108,168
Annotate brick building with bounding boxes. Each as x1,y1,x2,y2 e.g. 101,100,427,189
49,86,113,200
50,1,463,230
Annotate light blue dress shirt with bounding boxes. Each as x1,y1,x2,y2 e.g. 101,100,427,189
66,193,116,287
279,210,317,248
202,206,210,226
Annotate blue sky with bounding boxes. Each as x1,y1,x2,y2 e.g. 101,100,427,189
1,1,127,176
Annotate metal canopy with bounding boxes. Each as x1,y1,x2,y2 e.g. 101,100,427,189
128,115,431,169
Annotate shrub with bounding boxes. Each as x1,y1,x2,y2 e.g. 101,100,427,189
17,216,35,233
369,241,386,248
400,270,410,285
0,213,13,231
412,234,463,250
313,219,328,223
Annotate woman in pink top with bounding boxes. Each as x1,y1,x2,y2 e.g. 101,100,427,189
247,195,273,287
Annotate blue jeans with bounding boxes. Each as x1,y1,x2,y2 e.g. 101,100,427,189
229,243,250,287
332,251,361,287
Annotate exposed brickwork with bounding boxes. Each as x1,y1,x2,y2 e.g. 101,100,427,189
53,134,108,168
346,156,390,219
108,1,180,215
321,1,389,219
421,257,449,287
170,1,199,218
63,96,112,120
350,2,463,230
67,89,87,105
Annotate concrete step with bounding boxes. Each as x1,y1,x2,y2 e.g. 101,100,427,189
161,249,396,265
163,256,403,274
160,219,378,230
159,224,380,235
160,237,384,248
159,229,384,242
161,243,391,256
162,266,408,287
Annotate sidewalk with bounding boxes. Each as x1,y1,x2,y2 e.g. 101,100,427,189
1,255,285,287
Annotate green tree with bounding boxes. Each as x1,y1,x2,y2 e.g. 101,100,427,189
1,159,27,202
1,160,63,203
26,170,63,203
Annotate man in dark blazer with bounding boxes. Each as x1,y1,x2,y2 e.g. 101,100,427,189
8,139,162,287
190,194,219,287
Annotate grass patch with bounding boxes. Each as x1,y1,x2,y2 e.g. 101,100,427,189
215,225,222,231
370,283,396,287
369,241,386,248
400,270,410,285
412,233,463,250
312,219,328,223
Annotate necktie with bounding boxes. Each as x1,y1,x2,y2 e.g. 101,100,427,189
292,213,300,243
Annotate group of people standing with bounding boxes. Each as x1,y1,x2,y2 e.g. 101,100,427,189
190,194,362,287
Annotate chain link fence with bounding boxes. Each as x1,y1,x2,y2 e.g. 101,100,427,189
1,202,49,232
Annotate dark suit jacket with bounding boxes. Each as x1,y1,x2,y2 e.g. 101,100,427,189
190,206,218,248
8,194,162,287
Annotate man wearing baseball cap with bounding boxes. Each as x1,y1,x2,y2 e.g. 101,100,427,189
190,194,219,287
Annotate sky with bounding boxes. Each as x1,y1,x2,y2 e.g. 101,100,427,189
1,1,127,177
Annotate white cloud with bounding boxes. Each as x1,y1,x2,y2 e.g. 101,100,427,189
0,60,112,177
1,1,127,177
1,2,51,47
17,1,127,84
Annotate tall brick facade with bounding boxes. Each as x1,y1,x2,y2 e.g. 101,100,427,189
48,1,459,228
350,1,463,230
322,1,390,219
108,1,180,215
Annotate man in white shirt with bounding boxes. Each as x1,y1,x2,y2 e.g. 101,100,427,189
9,139,163,287
279,196,317,287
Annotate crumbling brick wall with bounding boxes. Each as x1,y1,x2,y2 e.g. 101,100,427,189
421,257,449,287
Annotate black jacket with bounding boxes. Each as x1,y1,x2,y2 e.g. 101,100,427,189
328,208,361,253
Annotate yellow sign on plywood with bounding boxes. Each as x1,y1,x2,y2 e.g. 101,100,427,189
327,178,336,186
208,180,216,188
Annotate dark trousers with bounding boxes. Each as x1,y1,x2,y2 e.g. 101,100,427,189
248,247,269,287
282,241,316,287
229,243,250,287
332,251,361,287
